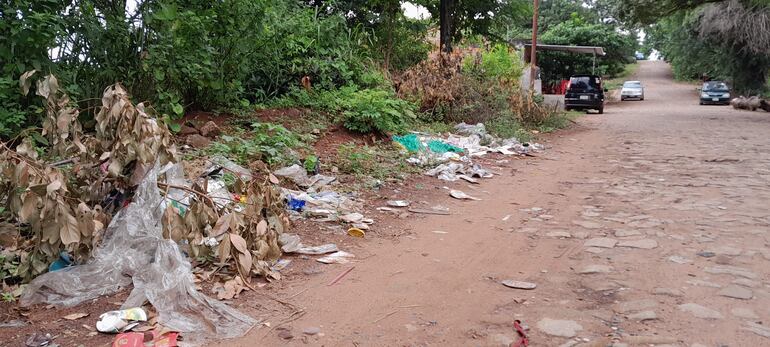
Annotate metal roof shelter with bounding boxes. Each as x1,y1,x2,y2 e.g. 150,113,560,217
523,44,606,74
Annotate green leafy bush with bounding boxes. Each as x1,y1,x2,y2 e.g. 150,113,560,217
265,82,416,134
463,44,523,84
339,88,416,134
207,122,299,166
0,78,29,138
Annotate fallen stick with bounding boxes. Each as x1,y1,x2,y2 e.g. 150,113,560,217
327,266,355,286
372,305,421,324
372,310,399,324
408,208,450,215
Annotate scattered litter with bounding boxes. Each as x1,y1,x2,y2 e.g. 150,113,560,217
317,251,355,264
295,244,339,255
387,200,410,207
340,212,365,224
48,251,73,272
458,175,479,184
271,259,292,272
347,227,365,238
0,319,27,328
502,280,537,290
377,207,394,212
20,165,257,342
96,307,147,333
24,332,52,347
63,312,89,320
112,330,179,347
204,155,252,181
450,190,481,201
274,164,336,190
431,230,449,234
278,233,302,253
697,251,717,258
513,320,530,347
502,214,511,221
287,196,306,211
396,124,542,184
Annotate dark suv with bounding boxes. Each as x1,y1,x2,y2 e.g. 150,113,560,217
564,74,607,114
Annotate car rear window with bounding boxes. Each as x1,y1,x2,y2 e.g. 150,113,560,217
623,82,641,88
704,82,728,91
569,76,600,90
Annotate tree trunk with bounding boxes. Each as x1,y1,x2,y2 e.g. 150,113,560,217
439,0,454,53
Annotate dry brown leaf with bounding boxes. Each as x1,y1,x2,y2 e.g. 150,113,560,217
268,173,279,184
218,233,231,264
20,70,37,95
256,219,268,236
46,180,62,195
19,193,39,222
211,213,231,237
63,312,89,320
58,204,80,245
229,233,248,254
215,276,246,300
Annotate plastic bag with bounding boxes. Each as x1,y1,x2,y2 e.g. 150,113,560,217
20,163,256,343
392,134,423,153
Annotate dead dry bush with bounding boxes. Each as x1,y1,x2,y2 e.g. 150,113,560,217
395,50,559,126
1,72,287,286
395,51,465,114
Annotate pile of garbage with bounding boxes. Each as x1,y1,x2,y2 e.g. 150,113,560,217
394,123,543,182
273,164,374,231
1,73,300,343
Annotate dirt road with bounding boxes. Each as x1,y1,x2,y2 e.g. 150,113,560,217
223,61,770,346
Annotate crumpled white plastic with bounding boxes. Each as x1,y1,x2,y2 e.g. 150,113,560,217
21,163,256,343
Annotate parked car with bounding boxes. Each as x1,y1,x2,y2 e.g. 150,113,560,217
620,81,644,101
699,81,731,105
564,74,607,114
635,52,645,60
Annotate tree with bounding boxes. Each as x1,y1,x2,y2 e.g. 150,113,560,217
621,0,770,93
538,16,637,82
415,0,532,49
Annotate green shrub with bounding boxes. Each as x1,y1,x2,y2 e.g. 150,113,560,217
206,122,299,166
463,44,523,84
340,89,416,134
265,83,416,134
0,78,29,138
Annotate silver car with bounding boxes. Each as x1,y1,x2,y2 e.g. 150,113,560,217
620,81,644,101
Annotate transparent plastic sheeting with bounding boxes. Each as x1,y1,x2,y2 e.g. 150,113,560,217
20,163,256,343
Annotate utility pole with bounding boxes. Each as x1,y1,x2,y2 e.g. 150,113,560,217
530,0,540,91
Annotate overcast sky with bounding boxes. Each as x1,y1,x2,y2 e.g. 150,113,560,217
402,2,430,19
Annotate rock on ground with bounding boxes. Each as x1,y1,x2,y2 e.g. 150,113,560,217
617,239,658,249
584,237,618,248
717,285,753,300
627,310,657,321
200,121,222,138
731,307,760,320
616,299,658,313
536,318,583,338
678,303,724,319
578,265,612,274
185,134,211,148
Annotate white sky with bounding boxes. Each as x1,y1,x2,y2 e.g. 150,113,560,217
402,2,430,19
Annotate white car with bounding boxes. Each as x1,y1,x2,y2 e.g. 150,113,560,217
620,81,644,101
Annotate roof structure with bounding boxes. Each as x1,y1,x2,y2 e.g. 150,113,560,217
522,44,606,64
